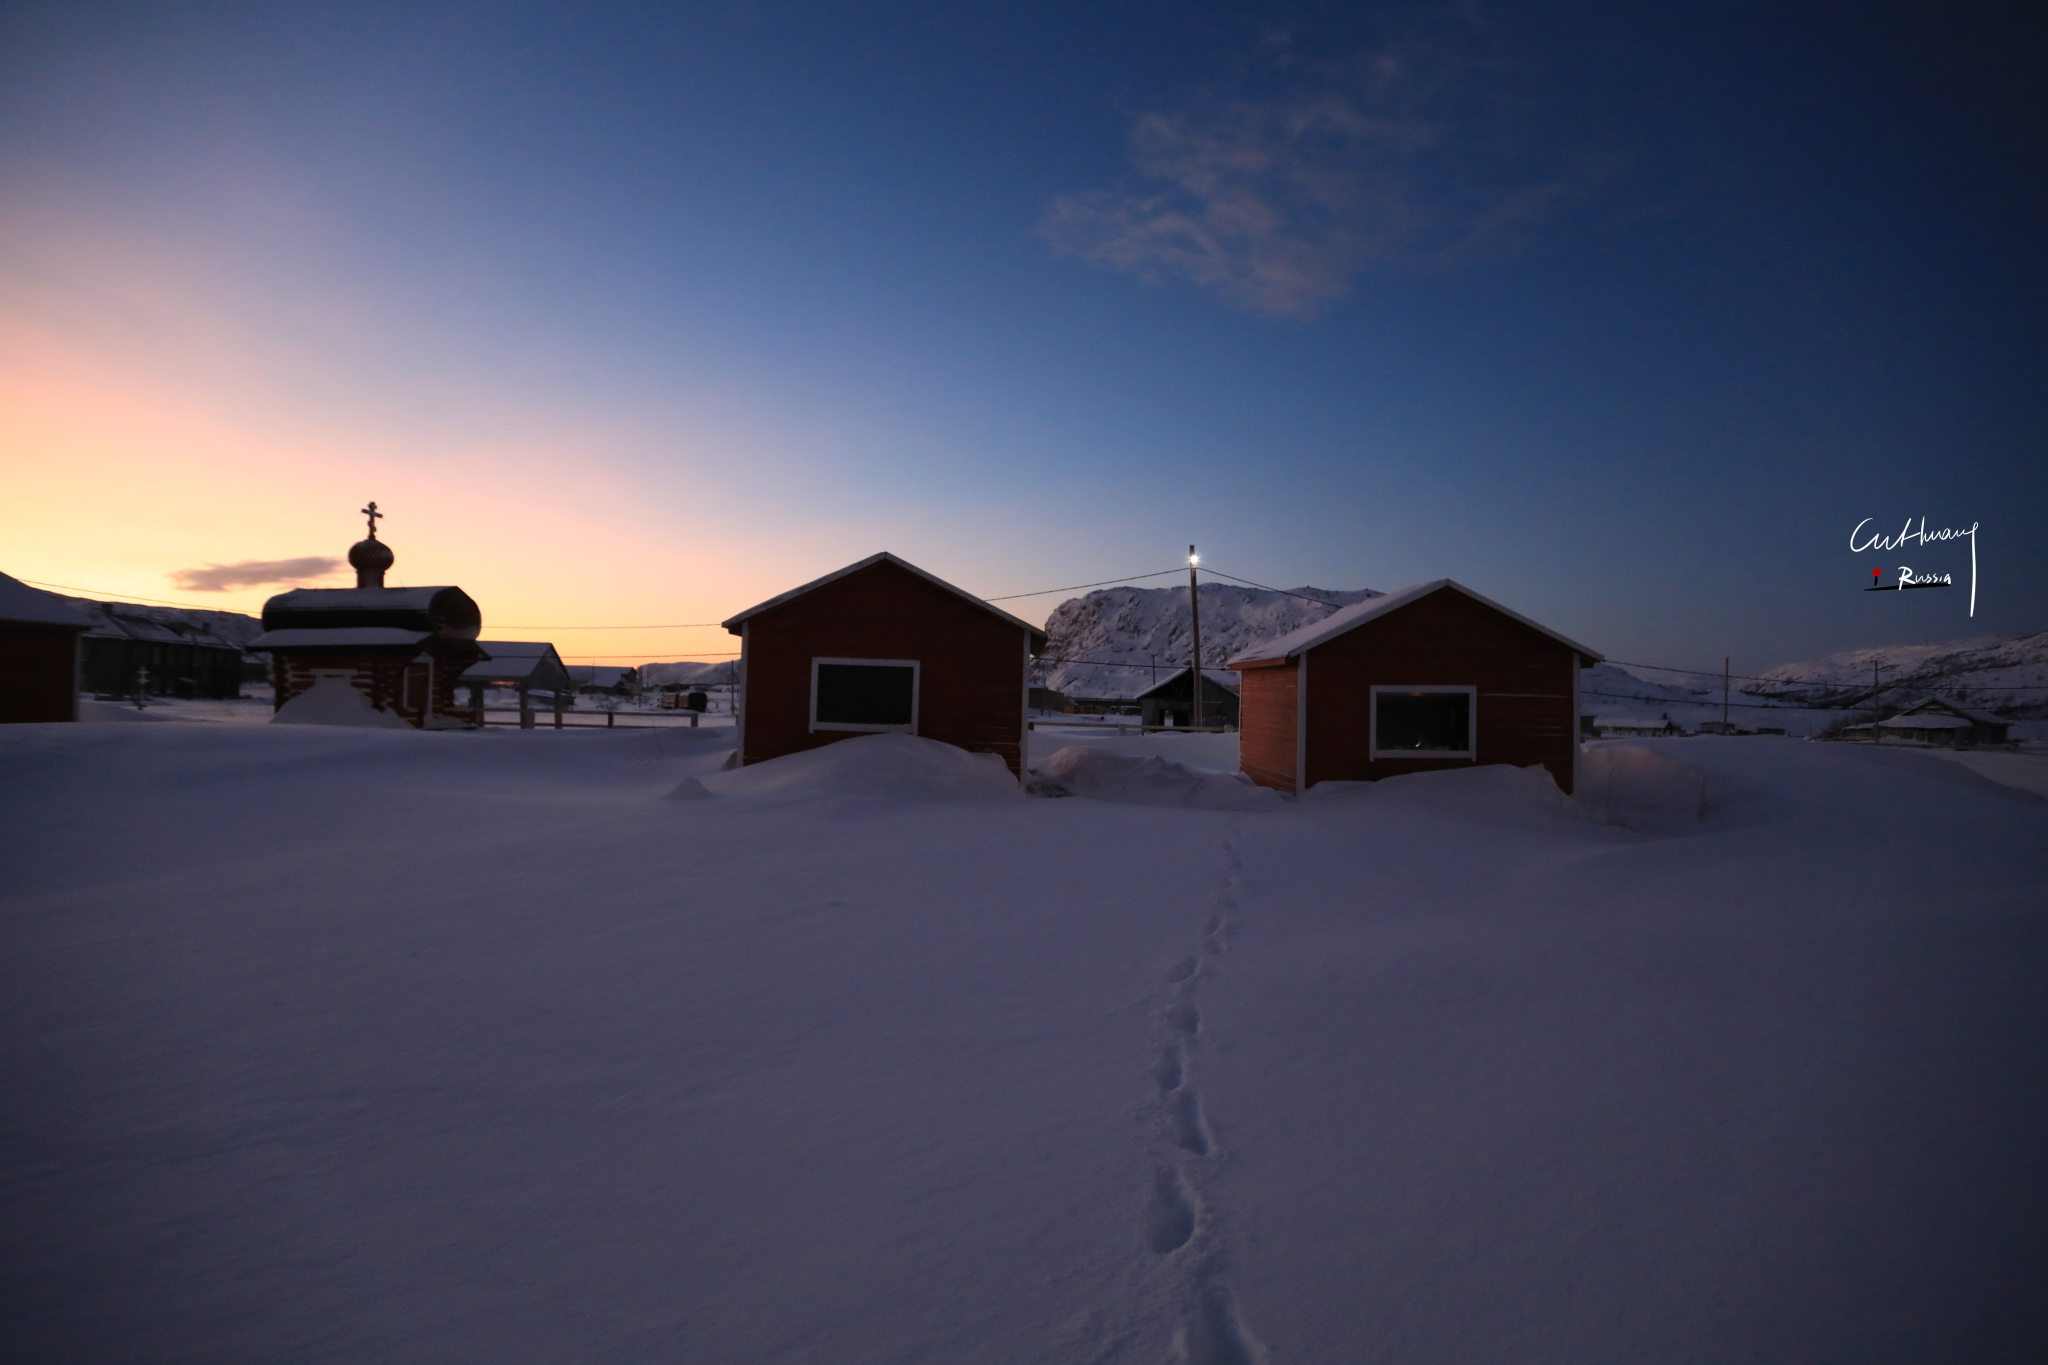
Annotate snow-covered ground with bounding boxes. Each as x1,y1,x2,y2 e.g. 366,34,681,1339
3,724,2043,1362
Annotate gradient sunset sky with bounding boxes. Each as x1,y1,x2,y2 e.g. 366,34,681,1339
3,1,2041,671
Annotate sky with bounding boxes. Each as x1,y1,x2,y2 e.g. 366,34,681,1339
2,0,2042,673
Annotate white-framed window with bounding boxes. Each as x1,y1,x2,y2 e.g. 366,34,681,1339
811,657,920,733
1369,685,1477,760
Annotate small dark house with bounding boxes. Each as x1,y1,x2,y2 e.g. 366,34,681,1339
1228,579,1602,796
0,570,92,723
249,507,486,729
1136,668,1241,729
722,552,1048,777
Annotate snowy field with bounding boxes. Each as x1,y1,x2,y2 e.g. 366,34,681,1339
3,723,2044,1362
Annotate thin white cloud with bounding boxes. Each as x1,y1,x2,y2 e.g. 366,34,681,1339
171,557,343,592
1044,44,1587,319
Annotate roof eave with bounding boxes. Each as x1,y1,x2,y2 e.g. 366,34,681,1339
721,551,1050,649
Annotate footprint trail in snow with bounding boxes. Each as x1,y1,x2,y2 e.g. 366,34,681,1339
1139,832,1266,1364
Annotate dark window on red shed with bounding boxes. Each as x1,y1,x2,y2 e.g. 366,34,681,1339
1372,688,1474,756
813,660,918,730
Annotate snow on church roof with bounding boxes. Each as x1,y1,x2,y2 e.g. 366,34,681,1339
1227,579,1603,667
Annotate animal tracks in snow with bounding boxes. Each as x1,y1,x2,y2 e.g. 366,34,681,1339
1136,833,1266,1362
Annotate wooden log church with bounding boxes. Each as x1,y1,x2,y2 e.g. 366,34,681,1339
249,504,487,728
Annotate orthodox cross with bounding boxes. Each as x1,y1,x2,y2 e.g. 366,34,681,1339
361,501,384,539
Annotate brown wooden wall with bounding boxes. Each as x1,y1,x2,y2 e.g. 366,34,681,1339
1302,589,1580,793
740,561,1030,776
1235,660,1299,792
272,639,483,729
0,623,83,723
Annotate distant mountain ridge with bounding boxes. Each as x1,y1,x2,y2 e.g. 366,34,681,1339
1740,630,2048,713
1035,582,1380,698
639,660,738,688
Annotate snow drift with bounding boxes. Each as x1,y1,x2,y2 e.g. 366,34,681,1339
269,674,413,729
1030,745,1283,810
693,732,1020,803
1577,743,1716,832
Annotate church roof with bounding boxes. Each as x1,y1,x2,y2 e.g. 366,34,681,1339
248,628,435,650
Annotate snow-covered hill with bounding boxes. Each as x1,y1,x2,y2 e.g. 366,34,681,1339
1744,630,2048,714
1037,582,1379,698
639,660,738,688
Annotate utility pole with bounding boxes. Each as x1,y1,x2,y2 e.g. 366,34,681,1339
1723,657,1730,733
1188,545,1203,730
1872,655,1882,744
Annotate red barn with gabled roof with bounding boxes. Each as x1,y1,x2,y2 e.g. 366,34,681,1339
722,553,1048,777
1228,579,1602,796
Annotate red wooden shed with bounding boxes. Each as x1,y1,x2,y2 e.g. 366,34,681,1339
722,553,1049,777
0,570,92,724
1227,579,1602,795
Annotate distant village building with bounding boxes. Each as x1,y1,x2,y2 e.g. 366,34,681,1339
248,505,486,728
1596,715,1686,738
1027,686,1070,715
0,570,92,724
1228,579,1602,796
722,551,1047,777
1848,697,2012,748
77,603,247,700
461,642,575,728
1136,668,1240,729
567,666,639,697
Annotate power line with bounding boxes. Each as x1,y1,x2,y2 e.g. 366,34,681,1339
985,568,1187,601
21,579,259,612
1199,568,1370,607
497,622,723,630
1584,690,1839,712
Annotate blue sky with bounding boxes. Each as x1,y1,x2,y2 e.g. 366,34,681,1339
2,1,2041,671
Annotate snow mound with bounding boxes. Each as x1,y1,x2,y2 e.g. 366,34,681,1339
701,733,1020,803
1030,746,1283,810
1577,745,1714,831
77,700,168,723
1306,762,1572,825
270,675,413,730
663,776,713,800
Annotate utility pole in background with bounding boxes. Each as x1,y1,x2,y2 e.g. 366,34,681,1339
1188,545,1203,730
1872,655,1883,744
1723,657,1730,732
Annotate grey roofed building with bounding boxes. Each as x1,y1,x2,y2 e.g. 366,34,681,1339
1868,697,2011,747
461,642,574,693
77,601,247,699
